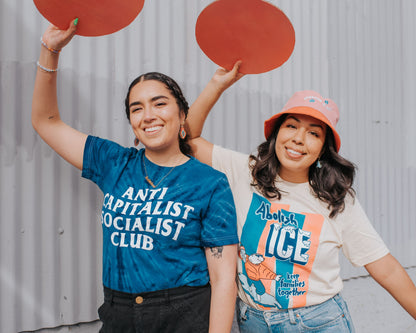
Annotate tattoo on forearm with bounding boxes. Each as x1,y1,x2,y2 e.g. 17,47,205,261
210,246,224,259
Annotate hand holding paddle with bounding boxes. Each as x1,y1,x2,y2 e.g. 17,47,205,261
211,61,245,94
42,19,78,53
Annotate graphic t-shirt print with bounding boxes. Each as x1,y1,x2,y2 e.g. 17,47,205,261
239,193,324,309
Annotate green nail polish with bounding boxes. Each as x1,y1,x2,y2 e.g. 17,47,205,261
74,18,79,26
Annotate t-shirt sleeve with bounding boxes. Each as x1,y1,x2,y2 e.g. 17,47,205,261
212,145,251,189
81,135,127,187
340,196,389,267
200,172,239,248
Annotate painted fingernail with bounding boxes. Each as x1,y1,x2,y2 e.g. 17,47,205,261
74,18,79,26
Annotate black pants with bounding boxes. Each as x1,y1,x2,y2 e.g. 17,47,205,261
99,284,211,333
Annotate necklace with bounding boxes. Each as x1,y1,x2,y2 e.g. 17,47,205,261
142,154,177,188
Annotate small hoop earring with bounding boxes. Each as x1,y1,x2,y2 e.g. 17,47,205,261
316,159,322,169
179,125,187,139
134,138,140,146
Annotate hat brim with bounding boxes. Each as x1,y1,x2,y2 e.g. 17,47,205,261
264,106,341,152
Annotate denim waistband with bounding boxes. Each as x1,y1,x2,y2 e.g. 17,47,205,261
103,284,210,305
239,293,345,316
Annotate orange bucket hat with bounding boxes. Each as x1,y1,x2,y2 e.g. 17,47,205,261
264,90,341,152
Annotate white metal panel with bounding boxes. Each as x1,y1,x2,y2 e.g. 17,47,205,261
326,0,416,278
1,0,415,331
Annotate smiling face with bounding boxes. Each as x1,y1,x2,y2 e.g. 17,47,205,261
275,113,327,183
128,79,185,158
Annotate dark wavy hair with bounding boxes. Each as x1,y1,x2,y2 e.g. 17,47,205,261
124,72,192,156
249,114,356,218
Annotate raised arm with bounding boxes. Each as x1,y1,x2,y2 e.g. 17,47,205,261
186,62,244,166
205,244,238,333
365,253,416,319
32,19,88,170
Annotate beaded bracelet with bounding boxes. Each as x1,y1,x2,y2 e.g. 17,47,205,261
40,37,61,54
36,61,58,73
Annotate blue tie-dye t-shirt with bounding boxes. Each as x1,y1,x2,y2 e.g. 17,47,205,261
82,136,238,293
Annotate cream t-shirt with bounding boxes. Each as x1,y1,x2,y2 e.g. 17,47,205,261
213,145,389,310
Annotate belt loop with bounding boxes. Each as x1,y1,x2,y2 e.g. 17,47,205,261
164,289,171,304
108,289,114,305
288,308,297,324
239,299,248,320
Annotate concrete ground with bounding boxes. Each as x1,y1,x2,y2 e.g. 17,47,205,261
24,267,416,333
340,267,416,333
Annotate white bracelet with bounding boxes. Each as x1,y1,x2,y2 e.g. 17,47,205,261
36,61,58,73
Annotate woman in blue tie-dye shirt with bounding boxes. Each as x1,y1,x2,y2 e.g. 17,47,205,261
32,20,239,333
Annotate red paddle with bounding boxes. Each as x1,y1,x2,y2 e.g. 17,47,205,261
33,0,145,37
195,0,295,74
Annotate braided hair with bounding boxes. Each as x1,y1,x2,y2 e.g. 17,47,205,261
124,72,192,155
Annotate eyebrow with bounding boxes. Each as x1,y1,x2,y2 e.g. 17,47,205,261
287,115,325,129
129,95,169,109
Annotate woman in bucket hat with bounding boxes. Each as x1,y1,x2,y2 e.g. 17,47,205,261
186,63,416,332
32,21,239,332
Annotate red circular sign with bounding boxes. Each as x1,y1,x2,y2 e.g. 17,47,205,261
196,0,295,74
34,0,145,37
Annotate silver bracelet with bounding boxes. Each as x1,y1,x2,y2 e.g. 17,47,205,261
36,61,58,73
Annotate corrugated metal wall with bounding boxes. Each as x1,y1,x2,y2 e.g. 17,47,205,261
1,0,415,331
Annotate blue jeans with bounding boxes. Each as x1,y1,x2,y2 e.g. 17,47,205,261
237,294,355,332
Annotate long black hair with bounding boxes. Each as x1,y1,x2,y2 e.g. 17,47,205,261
249,114,356,218
124,72,192,156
